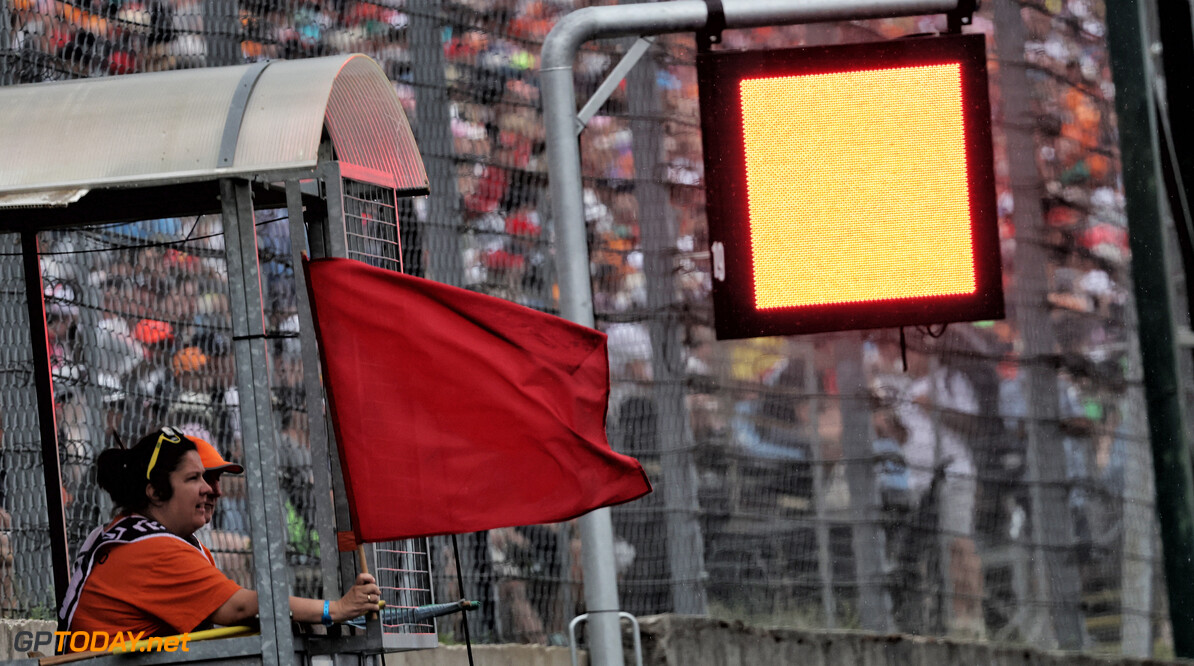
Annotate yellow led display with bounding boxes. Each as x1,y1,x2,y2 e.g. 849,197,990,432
739,64,977,310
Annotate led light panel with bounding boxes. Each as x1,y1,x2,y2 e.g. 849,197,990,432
698,34,1003,339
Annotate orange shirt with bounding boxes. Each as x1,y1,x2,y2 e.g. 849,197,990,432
68,530,241,639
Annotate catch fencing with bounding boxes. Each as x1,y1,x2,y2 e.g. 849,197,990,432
0,0,1172,657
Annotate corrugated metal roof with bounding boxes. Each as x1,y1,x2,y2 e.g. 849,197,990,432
0,54,427,200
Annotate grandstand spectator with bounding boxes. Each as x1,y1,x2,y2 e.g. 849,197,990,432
883,347,984,639
167,346,215,436
685,325,725,444
606,323,655,451
94,275,147,384
988,360,1030,543
207,472,252,588
733,358,814,463
1059,368,1098,559
489,527,547,644
184,432,253,589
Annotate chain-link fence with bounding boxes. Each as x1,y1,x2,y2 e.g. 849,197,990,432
0,0,1174,657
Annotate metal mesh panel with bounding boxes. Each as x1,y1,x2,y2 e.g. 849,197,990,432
337,177,436,635
0,232,50,618
30,217,257,592
0,0,1175,658
344,180,402,272
374,540,435,635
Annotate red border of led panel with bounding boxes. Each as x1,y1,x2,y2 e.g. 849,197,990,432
697,33,1003,340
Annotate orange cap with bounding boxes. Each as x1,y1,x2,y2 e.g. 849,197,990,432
191,436,244,474
133,319,174,344
172,346,208,375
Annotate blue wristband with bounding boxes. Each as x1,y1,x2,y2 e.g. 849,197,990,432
321,600,334,627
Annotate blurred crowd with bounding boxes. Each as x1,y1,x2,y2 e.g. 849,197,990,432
2,0,1151,651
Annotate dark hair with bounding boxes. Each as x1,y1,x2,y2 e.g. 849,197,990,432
96,426,197,512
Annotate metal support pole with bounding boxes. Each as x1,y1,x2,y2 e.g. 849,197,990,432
1120,291,1156,658
543,0,962,60
286,181,344,596
1153,0,1194,323
0,0,12,86
202,0,240,67
802,347,837,627
1106,1,1194,657
542,2,965,664
542,39,625,666
314,164,361,598
20,231,70,620
409,0,464,286
222,179,295,666
836,333,886,632
992,0,1086,648
627,35,707,616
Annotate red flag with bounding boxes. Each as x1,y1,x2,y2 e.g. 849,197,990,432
304,257,651,542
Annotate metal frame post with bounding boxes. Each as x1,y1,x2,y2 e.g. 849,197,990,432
837,333,886,632
0,0,12,86
202,0,240,67
541,2,963,664
1106,0,1194,657
626,36,707,616
800,342,837,627
991,0,1085,647
286,181,345,596
409,0,465,286
313,163,361,599
1120,281,1157,657
20,231,70,621
222,178,296,666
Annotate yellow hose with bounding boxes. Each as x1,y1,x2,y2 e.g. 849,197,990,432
112,625,257,652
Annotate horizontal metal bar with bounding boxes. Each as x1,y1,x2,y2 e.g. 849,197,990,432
542,0,961,69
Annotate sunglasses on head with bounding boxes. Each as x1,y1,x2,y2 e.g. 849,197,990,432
145,427,182,480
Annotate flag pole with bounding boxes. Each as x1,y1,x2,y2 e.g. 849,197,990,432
450,534,477,666
356,546,381,621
